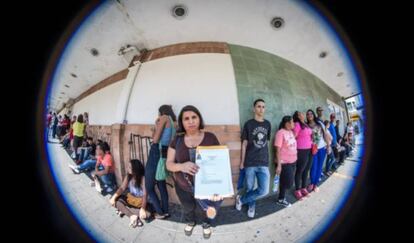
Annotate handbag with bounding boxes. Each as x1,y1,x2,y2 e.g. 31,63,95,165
126,192,143,208
311,143,318,155
155,116,176,181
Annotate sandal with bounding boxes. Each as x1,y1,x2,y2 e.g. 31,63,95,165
203,226,212,239
184,222,196,236
129,215,138,228
116,210,124,217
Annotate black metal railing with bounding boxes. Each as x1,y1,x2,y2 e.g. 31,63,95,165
128,133,174,188
129,133,153,166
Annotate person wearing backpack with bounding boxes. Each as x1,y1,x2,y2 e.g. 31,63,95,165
145,105,177,219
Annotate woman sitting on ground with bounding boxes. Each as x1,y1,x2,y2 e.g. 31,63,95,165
91,141,116,193
109,159,150,228
69,139,101,174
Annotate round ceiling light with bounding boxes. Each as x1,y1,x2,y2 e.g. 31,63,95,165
271,17,285,29
172,5,187,19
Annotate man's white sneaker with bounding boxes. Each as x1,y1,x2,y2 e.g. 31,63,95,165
247,205,255,218
68,164,79,174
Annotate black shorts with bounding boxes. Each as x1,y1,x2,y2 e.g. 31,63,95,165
73,136,83,148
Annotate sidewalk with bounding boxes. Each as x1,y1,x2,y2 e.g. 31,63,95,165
47,139,361,243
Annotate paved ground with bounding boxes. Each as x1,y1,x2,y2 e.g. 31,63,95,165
47,134,362,243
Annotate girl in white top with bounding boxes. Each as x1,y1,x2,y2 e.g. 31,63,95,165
306,110,330,193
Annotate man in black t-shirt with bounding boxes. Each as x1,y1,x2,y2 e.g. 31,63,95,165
235,99,271,218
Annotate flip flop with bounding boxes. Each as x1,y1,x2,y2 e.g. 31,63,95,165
116,210,124,217
203,226,212,239
129,215,138,228
136,219,143,227
184,223,196,236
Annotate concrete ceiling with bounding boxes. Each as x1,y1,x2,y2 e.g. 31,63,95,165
49,0,361,110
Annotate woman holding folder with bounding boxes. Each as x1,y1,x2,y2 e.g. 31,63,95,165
166,105,223,239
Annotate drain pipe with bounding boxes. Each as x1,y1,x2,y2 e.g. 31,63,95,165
117,60,142,124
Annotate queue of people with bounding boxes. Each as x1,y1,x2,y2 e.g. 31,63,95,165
47,100,355,239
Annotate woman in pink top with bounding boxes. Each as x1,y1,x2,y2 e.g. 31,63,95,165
274,116,297,208
91,142,116,194
292,111,313,200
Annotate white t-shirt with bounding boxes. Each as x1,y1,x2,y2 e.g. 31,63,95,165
316,121,327,149
129,179,144,197
346,125,354,135
317,130,327,149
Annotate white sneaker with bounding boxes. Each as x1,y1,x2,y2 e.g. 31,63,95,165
105,187,114,193
247,205,255,218
68,164,79,174
71,152,77,159
94,180,102,193
235,195,242,211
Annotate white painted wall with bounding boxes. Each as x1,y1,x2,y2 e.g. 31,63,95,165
126,53,240,125
71,80,126,125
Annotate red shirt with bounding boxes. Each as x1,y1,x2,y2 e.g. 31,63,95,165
47,114,52,126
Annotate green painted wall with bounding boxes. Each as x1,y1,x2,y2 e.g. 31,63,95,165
229,44,344,182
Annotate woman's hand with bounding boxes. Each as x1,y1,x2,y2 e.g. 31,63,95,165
109,196,116,207
180,162,199,176
275,163,282,175
210,194,223,201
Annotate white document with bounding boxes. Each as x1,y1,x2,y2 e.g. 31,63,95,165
194,146,234,199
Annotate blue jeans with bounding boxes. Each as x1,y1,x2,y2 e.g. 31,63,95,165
145,143,169,215
240,166,270,208
310,148,327,185
325,147,336,173
97,165,115,188
78,159,96,172
78,147,91,162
